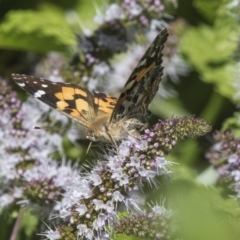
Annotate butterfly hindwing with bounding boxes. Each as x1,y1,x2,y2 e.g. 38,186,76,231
12,74,117,127
110,28,168,123
91,91,117,123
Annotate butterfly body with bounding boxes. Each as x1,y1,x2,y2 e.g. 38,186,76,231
12,28,168,144
86,117,142,143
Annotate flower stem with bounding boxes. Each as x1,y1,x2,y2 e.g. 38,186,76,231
10,209,24,240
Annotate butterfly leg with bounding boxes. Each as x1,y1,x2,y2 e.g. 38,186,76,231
107,133,119,150
86,141,93,154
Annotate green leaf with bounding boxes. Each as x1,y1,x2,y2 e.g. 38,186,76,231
222,112,240,137
150,96,189,118
181,25,236,67
21,210,39,236
116,234,140,240
170,183,240,240
193,0,225,23
180,25,237,100
0,8,76,52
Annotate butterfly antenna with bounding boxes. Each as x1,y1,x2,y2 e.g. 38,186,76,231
86,141,93,154
33,126,54,131
33,126,42,129
33,125,70,134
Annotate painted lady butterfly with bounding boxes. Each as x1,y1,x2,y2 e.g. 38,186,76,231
12,28,168,144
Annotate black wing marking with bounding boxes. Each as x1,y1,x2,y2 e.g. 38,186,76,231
110,28,168,123
12,74,117,127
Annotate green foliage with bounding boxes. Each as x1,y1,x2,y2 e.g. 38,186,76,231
223,112,240,137
116,234,139,240
21,210,39,237
74,0,106,28
0,7,76,52
180,25,237,100
166,180,240,240
151,96,189,118
193,0,226,23
180,0,239,102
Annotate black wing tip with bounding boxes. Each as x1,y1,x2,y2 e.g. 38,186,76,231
11,73,27,82
157,27,169,46
12,73,24,77
11,73,19,79
161,27,169,35
12,73,35,79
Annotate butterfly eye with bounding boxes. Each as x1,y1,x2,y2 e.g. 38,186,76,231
86,130,97,142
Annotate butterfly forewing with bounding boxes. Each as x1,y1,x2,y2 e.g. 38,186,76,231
12,74,117,127
110,28,168,123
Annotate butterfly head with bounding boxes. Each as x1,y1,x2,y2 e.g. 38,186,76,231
86,126,113,143
86,130,98,142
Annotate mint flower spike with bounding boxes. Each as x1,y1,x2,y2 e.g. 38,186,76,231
0,79,76,210
114,205,174,240
141,116,212,155
42,116,210,240
206,130,240,198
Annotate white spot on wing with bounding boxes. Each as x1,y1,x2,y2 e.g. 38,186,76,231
151,52,156,57
123,80,135,91
138,59,146,67
34,90,46,98
42,84,48,88
18,83,25,87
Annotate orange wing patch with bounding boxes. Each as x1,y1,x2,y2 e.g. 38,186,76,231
69,109,80,118
54,92,65,101
56,100,69,110
75,88,88,98
62,87,75,100
135,61,156,83
94,96,117,114
75,98,89,113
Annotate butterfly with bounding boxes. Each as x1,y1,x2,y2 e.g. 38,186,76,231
12,28,168,145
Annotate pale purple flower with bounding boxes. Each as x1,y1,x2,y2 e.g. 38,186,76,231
89,172,102,186
77,224,94,239
93,213,108,229
0,79,77,210
105,4,125,21
76,204,88,216
207,131,240,198
112,191,124,202
42,228,61,240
